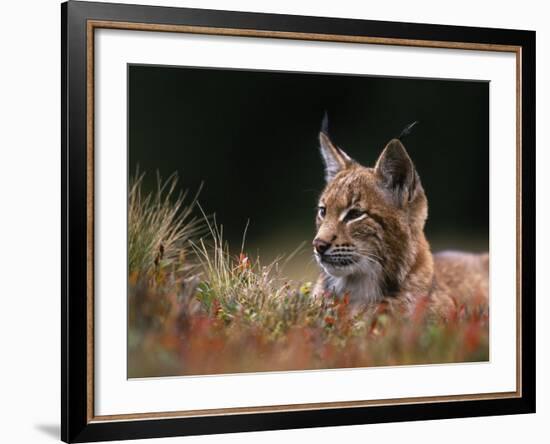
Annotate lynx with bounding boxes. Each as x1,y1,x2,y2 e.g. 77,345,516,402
312,119,489,317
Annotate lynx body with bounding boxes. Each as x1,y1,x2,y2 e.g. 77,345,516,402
313,125,488,317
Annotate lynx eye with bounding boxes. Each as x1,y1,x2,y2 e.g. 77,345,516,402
318,206,326,219
344,208,366,222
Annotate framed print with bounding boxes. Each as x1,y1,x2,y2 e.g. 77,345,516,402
61,1,536,442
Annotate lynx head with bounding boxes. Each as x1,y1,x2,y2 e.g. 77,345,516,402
313,121,429,295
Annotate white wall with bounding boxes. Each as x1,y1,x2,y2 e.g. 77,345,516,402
0,0,546,443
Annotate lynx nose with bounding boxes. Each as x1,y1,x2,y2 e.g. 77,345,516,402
313,238,331,255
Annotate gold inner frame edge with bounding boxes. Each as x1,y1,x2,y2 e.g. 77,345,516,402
85,19,523,423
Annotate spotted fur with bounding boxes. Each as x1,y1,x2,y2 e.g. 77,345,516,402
313,123,488,317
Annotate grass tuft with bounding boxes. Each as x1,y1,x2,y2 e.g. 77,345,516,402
128,170,203,281
191,216,324,337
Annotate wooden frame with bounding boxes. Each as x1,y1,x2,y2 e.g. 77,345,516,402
62,1,536,442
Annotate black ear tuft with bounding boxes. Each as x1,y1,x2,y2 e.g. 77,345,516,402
397,121,419,142
318,113,354,183
321,111,329,135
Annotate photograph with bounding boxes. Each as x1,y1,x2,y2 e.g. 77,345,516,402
127,64,490,378
57,1,536,442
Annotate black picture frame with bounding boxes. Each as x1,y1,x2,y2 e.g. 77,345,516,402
61,1,536,442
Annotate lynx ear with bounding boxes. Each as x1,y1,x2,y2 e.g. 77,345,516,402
375,139,419,206
319,115,353,183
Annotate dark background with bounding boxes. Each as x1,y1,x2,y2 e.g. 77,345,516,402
129,64,489,281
